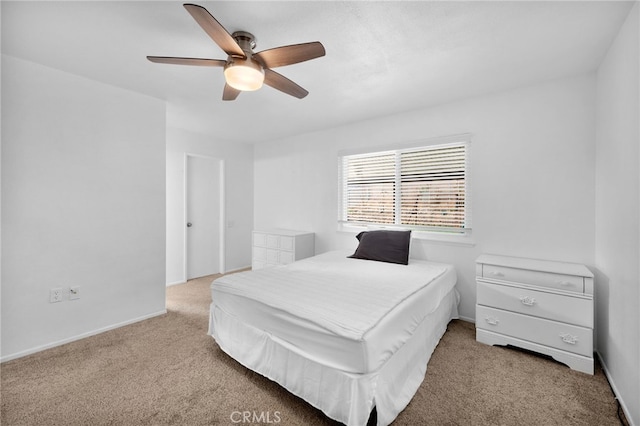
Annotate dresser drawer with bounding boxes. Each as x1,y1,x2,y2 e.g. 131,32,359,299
476,306,592,357
477,281,593,328
279,236,294,251
253,246,267,262
481,264,584,294
279,251,294,264
253,232,267,247
252,260,266,270
266,235,280,249
266,248,280,264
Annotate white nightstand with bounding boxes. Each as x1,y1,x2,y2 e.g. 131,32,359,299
252,229,315,270
475,254,594,374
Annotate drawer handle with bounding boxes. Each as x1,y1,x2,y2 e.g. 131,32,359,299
490,271,505,277
560,333,578,345
485,316,500,326
519,296,536,306
557,280,574,287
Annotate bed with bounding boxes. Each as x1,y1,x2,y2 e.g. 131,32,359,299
208,233,459,426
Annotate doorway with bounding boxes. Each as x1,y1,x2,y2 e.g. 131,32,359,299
185,154,225,280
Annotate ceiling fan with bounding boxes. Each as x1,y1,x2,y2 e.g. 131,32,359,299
147,3,326,101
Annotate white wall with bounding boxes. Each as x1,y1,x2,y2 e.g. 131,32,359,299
166,127,253,284
1,55,166,360
254,74,596,322
595,3,639,424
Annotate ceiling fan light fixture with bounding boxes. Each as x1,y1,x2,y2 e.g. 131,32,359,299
224,58,264,91
148,5,325,100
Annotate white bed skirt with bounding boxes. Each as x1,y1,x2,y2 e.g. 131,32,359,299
208,288,460,426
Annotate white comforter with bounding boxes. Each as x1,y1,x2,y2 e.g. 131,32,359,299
212,250,448,341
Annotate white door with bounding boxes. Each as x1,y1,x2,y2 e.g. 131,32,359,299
186,155,221,279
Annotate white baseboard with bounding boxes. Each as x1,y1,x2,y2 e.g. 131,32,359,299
167,266,250,286
596,351,636,426
223,265,252,274
0,310,167,363
457,315,476,324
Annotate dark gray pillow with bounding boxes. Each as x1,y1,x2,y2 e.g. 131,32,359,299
348,230,411,265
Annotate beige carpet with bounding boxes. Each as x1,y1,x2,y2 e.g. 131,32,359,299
1,274,624,425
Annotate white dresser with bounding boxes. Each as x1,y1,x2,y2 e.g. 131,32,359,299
475,254,594,374
252,229,315,270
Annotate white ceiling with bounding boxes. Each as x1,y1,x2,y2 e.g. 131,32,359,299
2,1,634,144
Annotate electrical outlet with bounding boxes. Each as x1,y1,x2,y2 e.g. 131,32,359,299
50,288,63,303
69,286,80,300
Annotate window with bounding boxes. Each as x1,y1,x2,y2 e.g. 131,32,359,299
339,139,470,235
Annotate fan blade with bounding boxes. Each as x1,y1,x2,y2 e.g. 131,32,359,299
254,42,325,68
183,4,245,57
263,69,308,99
147,56,226,67
222,83,241,101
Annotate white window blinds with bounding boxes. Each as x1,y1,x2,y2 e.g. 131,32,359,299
340,141,469,233
342,151,396,224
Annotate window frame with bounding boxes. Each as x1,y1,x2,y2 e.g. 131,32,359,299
338,134,473,245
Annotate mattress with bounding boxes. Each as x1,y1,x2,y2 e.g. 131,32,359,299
210,250,457,374
209,278,459,425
